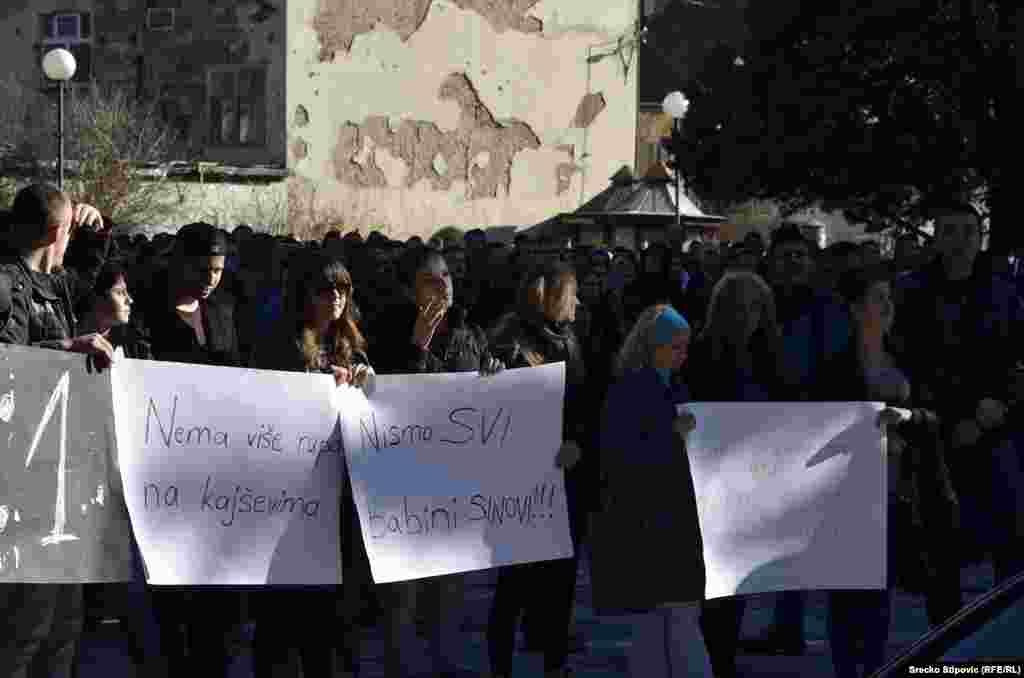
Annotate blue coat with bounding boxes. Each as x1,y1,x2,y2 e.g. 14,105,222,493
590,368,706,614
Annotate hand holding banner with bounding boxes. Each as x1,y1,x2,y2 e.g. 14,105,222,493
0,344,132,583
684,402,887,599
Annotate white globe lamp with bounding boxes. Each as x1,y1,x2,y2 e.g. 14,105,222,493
42,48,77,81
42,49,77,191
661,91,690,230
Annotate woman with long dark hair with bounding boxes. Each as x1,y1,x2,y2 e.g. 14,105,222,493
820,265,957,678
367,244,502,678
252,250,372,678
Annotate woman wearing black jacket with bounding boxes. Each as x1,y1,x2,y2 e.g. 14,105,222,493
251,250,372,678
75,261,152,360
485,261,590,678
367,245,501,678
683,270,789,678
819,266,959,678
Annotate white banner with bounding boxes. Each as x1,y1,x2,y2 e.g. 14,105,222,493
339,364,573,583
0,345,133,583
111,359,342,585
683,402,887,599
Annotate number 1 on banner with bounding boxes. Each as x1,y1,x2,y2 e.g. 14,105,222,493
23,371,79,546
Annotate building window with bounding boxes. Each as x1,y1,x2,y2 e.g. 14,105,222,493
635,108,673,177
39,12,93,83
147,8,175,31
213,6,238,27
208,67,267,147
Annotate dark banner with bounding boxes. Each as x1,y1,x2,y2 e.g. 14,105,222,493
0,345,133,583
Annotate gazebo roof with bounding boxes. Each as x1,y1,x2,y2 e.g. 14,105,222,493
564,163,725,224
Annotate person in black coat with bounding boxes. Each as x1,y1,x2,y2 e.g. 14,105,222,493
75,261,152,360
132,222,244,678
593,304,712,676
0,184,110,678
133,222,242,368
683,270,789,678
251,250,372,678
485,261,590,678
72,259,157,673
363,245,501,678
819,265,959,678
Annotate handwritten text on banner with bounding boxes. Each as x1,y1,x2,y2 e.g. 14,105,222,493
339,363,573,583
112,359,342,586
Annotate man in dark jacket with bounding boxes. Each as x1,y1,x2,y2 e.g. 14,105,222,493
134,222,242,368
741,224,852,656
0,183,110,678
131,221,243,678
892,201,1024,621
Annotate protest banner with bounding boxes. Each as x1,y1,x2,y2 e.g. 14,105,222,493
0,344,133,583
683,402,887,599
111,359,342,585
338,363,573,583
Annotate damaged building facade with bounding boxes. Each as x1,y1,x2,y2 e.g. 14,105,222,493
4,0,641,238
0,0,286,171
289,0,640,240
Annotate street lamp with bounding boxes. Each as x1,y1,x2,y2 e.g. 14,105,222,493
42,48,77,192
661,90,690,230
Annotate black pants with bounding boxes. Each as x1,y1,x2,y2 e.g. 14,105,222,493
253,589,339,678
923,559,963,628
0,583,83,678
699,597,747,678
487,476,589,674
149,588,242,677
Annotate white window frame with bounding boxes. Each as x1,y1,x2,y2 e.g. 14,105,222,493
43,13,84,45
147,7,175,31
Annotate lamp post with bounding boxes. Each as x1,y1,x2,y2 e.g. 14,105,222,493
661,91,690,232
42,48,77,192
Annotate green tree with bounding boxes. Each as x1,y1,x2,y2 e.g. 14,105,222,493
432,226,465,243
0,77,182,225
671,0,1018,248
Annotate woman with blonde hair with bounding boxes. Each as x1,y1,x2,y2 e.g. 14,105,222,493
683,271,790,678
486,261,593,678
252,249,372,678
592,304,712,677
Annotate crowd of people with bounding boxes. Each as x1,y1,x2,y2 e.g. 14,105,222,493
1,181,1022,678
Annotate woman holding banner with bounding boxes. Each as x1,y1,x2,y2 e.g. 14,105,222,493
368,244,503,678
485,261,592,678
252,249,372,678
592,304,713,677
75,260,157,672
819,265,957,678
683,270,788,678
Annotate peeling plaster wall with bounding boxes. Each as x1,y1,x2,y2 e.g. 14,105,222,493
289,0,638,240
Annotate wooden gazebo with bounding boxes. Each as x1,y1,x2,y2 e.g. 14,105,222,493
527,163,726,249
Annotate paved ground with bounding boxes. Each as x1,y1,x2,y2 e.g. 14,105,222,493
76,558,998,677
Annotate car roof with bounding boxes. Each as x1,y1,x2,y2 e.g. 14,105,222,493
871,570,1024,677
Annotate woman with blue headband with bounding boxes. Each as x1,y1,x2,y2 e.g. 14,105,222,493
592,304,712,677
